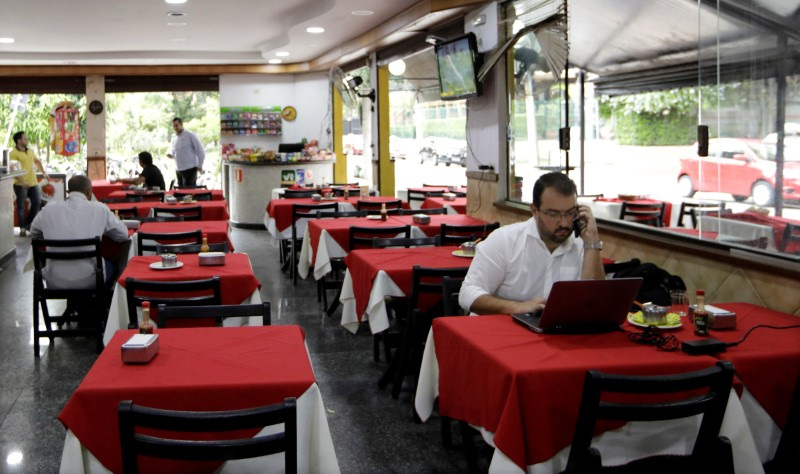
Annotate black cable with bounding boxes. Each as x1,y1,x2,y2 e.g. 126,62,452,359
623,327,680,352
726,324,800,348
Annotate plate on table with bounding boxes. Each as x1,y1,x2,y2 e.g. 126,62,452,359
149,261,184,271
366,215,383,221
451,250,475,258
627,311,682,330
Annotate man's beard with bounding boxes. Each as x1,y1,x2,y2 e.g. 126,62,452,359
538,219,572,245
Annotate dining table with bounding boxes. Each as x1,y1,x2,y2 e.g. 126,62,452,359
103,253,262,344
298,214,488,280
105,200,230,221
720,211,800,252
421,196,467,214
59,325,340,473
405,186,467,209
130,220,234,257
582,196,673,226
415,303,800,473
264,196,409,240
105,188,225,202
90,179,124,201
339,246,472,334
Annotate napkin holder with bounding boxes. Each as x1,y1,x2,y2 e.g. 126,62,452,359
442,192,456,201
412,214,431,224
122,219,140,230
164,195,178,205
132,187,147,195
121,333,159,364
199,252,226,266
311,194,322,201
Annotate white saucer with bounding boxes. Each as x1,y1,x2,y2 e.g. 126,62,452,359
149,261,184,271
366,215,383,220
451,250,475,258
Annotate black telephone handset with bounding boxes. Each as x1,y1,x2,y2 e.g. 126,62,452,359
573,219,582,238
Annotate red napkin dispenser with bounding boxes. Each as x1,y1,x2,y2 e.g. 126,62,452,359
121,334,159,364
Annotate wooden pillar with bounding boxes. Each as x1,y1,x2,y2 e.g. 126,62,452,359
377,65,394,197
85,75,106,179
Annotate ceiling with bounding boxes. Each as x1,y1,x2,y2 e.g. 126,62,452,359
0,0,425,66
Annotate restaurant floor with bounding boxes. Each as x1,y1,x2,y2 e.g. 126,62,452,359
0,228,484,473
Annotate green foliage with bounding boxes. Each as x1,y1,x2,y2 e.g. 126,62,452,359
421,118,466,140
614,112,697,146
390,124,415,138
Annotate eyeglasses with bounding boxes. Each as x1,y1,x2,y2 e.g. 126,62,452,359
539,207,579,221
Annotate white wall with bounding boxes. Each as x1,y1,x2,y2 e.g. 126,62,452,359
464,56,507,190
219,73,331,150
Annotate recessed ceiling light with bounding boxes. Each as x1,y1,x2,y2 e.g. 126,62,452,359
0,37,14,44
268,59,282,64
167,22,187,27
275,51,290,57
165,0,187,4
166,11,186,17
306,27,325,34
351,10,374,16
169,38,187,42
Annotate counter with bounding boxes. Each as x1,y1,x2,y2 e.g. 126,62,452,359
224,159,335,228
0,170,26,265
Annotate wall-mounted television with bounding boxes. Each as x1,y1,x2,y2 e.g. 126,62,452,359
435,33,481,101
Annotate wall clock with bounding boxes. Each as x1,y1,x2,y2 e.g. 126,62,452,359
88,100,104,115
281,106,297,121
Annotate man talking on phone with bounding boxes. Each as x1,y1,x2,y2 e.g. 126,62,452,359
459,172,605,315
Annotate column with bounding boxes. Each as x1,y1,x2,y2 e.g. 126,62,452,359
85,75,106,179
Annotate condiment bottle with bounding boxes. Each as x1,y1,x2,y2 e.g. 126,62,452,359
139,301,154,335
380,203,388,221
200,233,209,253
694,289,709,336
343,187,349,199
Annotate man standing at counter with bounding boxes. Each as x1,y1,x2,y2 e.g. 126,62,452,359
459,172,606,314
167,117,204,188
10,131,49,237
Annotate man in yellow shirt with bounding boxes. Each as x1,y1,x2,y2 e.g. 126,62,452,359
10,131,49,236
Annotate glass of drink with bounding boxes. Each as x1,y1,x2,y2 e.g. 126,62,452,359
670,290,688,316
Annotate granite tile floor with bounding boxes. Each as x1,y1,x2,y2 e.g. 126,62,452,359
0,228,488,473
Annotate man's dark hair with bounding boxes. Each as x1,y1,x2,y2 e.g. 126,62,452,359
12,131,25,145
172,117,183,125
67,175,92,196
532,172,577,208
138,151,153,167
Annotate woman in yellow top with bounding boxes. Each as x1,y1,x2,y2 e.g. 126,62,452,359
10,131,49,236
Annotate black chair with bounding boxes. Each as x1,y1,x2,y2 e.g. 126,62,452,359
349,225,411,250
174,190,212,201
781,223,800,254
156,302,271,328
104,196,143,204
408,190,443,207
112,206,139,219
312,209,364,315
137,230,202,256
372,236,441,249
380,266,470,400
124,277,221,330
290,203,337,285
677,201,728,228
441,276,465,317
619,202,667,227
315,210,366,219
356,199,402,212
563,360,736,474
765,373,800,473
127,191,164,203
440,222,500,246
398,207,447,216
282,189,317,199
32,238,106,357
155,242,230,254
153,206,202,221
131,216,184,223
174,184,207,190
118,398,297,474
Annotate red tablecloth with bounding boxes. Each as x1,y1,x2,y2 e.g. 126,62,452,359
91,180,124,201
421,197,467,214
434,303,800,469
117,253,260,308
106,201,229,221
722,211,800,252
308,214,488,262
169,188,225,201
433,316,721,469
137,220,233,251
265,196,408,234
664,227,719,239
595,197,673,226
345,246,471,321
58,325,314,474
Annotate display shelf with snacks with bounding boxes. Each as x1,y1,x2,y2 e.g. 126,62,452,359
220,106,282,136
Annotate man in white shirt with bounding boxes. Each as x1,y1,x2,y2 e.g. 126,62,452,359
30,175,129,289
167,117,205,187
459,172,606,314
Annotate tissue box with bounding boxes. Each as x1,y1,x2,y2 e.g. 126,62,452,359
199,252,226,266
122,219,140,230
121,333,159,364
412,214,431,224
164,195,178,205
442,193,456,201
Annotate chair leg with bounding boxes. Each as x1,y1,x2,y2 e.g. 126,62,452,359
391,327,411,399
373,333,381,362
459,420,479,474
33,297,40,358
291,240,298,286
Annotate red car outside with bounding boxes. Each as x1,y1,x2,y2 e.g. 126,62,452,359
677,138,800,206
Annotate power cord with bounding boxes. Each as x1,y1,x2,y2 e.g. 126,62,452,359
624,327,680,352
725,324,800,348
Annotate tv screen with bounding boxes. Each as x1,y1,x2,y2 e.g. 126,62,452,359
435,33,481,101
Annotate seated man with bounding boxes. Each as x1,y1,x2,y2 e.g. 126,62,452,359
117,151,166,190
30,175,129,289
459,172,605,314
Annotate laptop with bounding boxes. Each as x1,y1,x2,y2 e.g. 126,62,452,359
511,278,643,334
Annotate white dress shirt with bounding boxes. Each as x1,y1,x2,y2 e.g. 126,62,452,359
459,217,585,313
171,130,205,171
30,192,129,289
